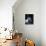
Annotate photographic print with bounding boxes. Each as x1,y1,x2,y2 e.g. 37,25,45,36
25,14,34,24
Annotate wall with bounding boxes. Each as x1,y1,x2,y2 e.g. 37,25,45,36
41,0,46,46
0,0,16,30
13,0,41,46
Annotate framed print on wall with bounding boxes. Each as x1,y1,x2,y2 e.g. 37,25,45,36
25,14,34,24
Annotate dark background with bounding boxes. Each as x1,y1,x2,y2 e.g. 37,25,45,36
25,14,34,24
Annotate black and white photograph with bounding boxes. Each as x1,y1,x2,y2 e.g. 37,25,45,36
25,14,34,24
